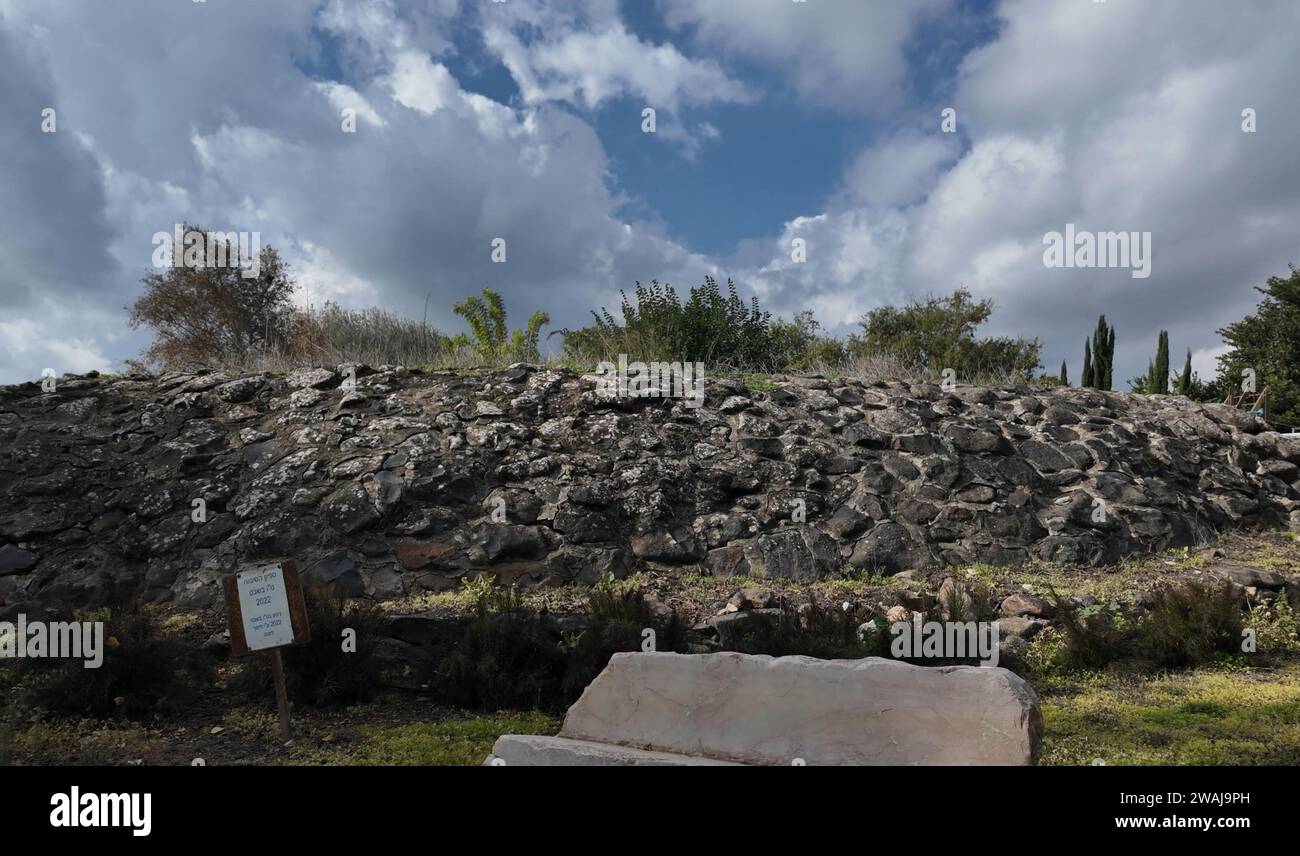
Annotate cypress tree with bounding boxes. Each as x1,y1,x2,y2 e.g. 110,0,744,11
1089,316,1115,391
1174,348,1193,396
1104,324,1116,390
1154,330,1170,394
1060,360,1069,385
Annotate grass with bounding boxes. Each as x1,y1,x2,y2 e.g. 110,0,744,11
1039,661,1300,765
288,712,559,766
12,721,171,765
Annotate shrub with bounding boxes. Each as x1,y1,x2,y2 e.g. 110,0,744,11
715,594,866,659
434,585,567,711
560,576,689,697
432,577,690,712
562,277,791,371
1136,580,1244,668
453,288,549,363
1246,593,1300,655
855,288,1041,383
233,591,388,708
1047,592,1134,670
21,600,211,719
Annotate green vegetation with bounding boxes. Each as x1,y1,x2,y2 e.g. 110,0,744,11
1133,329,1170,394
124,228,1300,423
1041,665,1300,765
1081,314,1115,390
452,288,549,363
293,713,559,766
234,591,388,708
17,598,211,719
1215,263,1300,425
853,288,1041,382
1041,580,1251,673
127,225,297,370
561,277,794,371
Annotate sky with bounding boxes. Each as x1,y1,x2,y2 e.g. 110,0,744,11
0,0,1297,386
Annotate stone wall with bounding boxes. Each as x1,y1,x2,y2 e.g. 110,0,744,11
1,365,1297,615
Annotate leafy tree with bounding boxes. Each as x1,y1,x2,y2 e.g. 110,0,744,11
127,225,295,369
453,288,549,363
1215,264,1300,426
853,288,1041,381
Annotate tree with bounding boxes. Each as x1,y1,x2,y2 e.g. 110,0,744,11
453,289,549,363
1173,349,1194,396
1215,264,1300,426
1082,339,1093,387
1153,330,1170,393
1106,326,1115,390
127,225,295,369
855,288,1041,381
1059,360,1069,385
1134,329,1170,394
1085,316,1115,390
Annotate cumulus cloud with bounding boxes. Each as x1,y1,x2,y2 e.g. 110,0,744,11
2,0,1298,391
485,17,752,112
0,0,709,382
658,0,950,110
731,0,1300,384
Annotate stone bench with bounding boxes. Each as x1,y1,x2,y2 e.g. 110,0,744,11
488,651,1043,766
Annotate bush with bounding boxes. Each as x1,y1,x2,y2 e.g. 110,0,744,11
1215,263,1300,426
562,277,793,371
21,600,211,719
854,288,1041,383
1047,593,1134,670
560,576,689,698
434,585,567,711
453,289,549,363
241,591,389,708
433,578,689,712
1247,592,1300,655
1136,580,1244,668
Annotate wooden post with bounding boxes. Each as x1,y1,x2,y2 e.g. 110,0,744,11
269,648,292,741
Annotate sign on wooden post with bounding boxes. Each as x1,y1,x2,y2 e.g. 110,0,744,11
223,560,311,740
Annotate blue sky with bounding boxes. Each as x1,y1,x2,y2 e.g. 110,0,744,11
1,0,1298,386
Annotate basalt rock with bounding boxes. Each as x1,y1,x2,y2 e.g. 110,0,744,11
1,367,1297,611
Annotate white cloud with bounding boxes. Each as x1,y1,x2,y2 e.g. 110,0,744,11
658,0,949,110
315,81,387,129
478,0,751,160
734,0,1300,386
838,133,961,209
0,0,709,382
387,51,459,114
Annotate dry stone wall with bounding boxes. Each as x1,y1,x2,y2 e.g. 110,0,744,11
2,364,1298,615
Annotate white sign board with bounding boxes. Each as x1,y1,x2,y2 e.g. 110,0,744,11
235,565,294,651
